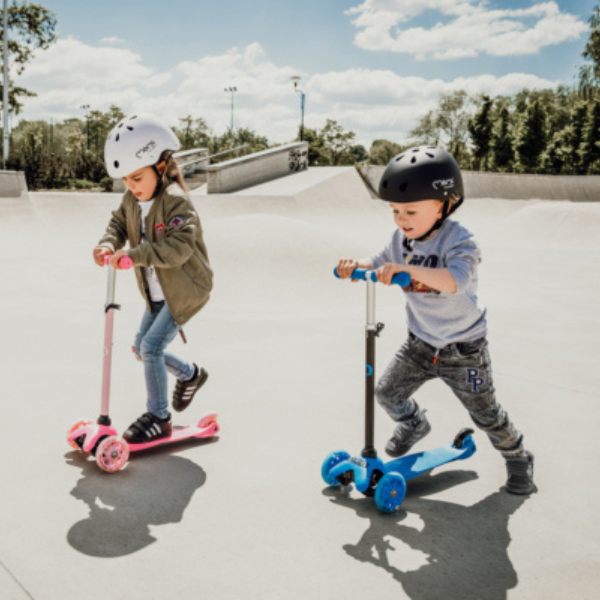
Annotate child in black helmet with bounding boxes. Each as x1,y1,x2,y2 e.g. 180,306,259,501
338,146,535,495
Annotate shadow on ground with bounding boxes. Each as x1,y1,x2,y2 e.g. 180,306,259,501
324,470,530,600
65,443,213,557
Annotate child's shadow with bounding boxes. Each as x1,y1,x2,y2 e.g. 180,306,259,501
65,446,208,557
325,470,530,600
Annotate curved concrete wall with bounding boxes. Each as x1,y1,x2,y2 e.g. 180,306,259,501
205,142,309,194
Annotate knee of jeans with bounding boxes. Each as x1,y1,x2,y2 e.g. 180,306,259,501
375,379,397,409
139,337,165,359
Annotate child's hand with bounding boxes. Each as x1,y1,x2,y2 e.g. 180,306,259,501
376,262,407,286
109,250,130,269
93,247,112,267
337,259,358,279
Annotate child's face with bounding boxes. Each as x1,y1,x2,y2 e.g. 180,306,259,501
390,200,443,240
123,166,158,201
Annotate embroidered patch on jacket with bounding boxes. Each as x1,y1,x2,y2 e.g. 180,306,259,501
155,222,165,233
169,216,184,227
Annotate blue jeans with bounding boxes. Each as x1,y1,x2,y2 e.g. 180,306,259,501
132,301,195,420
375,332,525,458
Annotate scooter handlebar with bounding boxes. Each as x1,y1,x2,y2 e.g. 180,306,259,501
103,255,133,270
333,267,411,288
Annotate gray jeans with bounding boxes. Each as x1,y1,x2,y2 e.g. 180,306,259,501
375,332,525,458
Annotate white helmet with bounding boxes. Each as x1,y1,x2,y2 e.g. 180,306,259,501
104,113,181,178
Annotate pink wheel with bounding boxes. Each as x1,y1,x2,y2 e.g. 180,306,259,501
197,412,218,428
67,419,93,451
96,436,130,473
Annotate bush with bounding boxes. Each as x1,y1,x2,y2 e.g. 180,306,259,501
100,176,113,192
67,178,97,190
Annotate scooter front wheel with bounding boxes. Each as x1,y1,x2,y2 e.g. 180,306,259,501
96,436,130,473
375,473,407,513
321,451,351,486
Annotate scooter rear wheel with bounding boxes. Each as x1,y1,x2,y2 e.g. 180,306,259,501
197,413,218,428
375,473,407,513
67,419,93,451
96,436,130,473
321,451,351,486
452,428,475,449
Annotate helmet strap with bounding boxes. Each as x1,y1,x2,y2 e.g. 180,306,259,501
402,196,463,250
151,161,167,199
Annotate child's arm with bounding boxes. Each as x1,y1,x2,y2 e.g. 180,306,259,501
95,201,129,258
128,195,197,268
376,262,457,293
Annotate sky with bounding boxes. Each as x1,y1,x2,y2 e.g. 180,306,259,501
10,0,600,147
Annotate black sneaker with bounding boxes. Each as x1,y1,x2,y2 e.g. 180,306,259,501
385,409,432,458
505,451,535,495
172,365,208,413
123,412,172,444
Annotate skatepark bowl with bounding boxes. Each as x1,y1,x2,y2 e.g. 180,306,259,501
0,166,599,599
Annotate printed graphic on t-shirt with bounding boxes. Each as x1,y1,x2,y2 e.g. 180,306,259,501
404,252,441,295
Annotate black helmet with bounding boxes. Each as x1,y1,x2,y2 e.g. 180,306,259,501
378,145,464,245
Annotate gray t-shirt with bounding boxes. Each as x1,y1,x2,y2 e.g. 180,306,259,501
370,219,487,348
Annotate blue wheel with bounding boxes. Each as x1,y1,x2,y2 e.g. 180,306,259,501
375,473,407,513
321,451,351,486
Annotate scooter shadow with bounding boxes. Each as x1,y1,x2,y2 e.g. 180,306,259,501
323,469,530,600
65,438,216,558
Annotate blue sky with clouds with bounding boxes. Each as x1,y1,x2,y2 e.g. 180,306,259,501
14,0,599,146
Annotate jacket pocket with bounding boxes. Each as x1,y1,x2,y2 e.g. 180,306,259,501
182,259,212,293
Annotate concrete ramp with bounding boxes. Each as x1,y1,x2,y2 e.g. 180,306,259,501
0,169,598,600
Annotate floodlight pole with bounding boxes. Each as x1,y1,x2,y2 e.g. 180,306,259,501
291,76,305,142
225,87,237,131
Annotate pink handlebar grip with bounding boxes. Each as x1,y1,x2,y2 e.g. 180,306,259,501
103,254,133,270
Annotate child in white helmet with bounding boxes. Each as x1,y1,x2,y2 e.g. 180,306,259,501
338,146,535,495
93,113,213,443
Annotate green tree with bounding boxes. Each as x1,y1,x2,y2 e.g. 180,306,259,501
0,2,57,114
369,139,403,165
175,116,213,151
492,106,514,171
300,126,330,166
350,144,368,163
580,2,600,97
579,100,600,172
567,102,588,173
468,95,494,170
516,100,547,173
410,90,472,163
320,119,356,165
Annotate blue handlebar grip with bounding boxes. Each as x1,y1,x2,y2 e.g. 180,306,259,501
333,267,411,288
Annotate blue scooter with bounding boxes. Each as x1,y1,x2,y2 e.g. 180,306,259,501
322,267,476,513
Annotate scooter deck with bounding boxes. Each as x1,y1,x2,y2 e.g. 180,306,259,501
129,420,220,452
384,441,474,482
327,433,476,494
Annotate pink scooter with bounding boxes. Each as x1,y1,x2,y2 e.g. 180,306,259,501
67,255,219,473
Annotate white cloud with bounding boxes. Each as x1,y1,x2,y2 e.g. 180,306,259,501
345,0,587,59
15,39,557,147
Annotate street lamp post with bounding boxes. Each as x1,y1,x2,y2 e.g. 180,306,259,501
291,76,305,142
224,87,237,131
80,104,90,150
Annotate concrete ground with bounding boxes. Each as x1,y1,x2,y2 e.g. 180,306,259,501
0,168,599,599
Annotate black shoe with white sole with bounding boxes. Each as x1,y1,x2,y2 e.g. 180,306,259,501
123,412,172,444
172,365,208,413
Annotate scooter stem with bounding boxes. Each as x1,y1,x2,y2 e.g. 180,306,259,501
100,264,119,425
363,275,377,459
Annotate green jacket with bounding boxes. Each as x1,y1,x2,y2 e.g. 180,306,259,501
97,179,213,326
